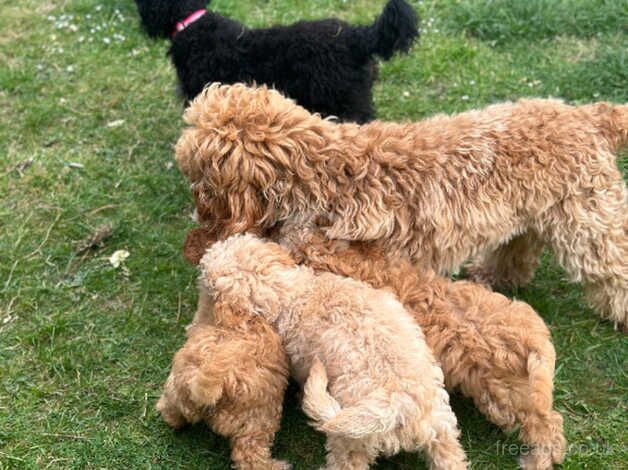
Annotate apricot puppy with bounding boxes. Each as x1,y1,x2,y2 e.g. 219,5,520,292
157,298,290,470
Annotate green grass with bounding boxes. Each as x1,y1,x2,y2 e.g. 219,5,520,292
1,0,626,468
437,0,627,43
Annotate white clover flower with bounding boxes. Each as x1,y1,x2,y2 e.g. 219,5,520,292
109,250,130,268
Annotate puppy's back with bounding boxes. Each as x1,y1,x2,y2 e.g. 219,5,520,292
306,271,440,389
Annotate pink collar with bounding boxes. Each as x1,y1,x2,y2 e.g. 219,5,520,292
172,9,206,38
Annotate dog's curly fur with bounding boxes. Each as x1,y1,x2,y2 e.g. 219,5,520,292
199,233,468,470
185,225,566,469
277,225,566,470
134,0,418,122
156,296,290,470
176,83,628,328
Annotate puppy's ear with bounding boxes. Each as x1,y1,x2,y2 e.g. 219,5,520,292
183,227,216,265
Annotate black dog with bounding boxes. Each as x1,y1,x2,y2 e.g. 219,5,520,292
135,0,419,122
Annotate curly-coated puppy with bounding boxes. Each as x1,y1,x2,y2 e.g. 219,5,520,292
157,297,290,470
134,0,418,122
185,226,566,469
199,233,467,470
175,83,628,329
278,226,565,470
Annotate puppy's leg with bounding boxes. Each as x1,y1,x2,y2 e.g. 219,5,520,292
465,230,545,288
538,177,628,328
425,285,565,468
518,411,566,470
157,367,205,429
155,389,187,429
516,350,566,469
321,436,375,470
230,431,292,470
216,388,289,470
466,375,565,470
419,388,468,470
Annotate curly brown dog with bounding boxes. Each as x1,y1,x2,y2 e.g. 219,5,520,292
157,295,290,470
175,83,628,329
198,233,468,470
185,226,566,470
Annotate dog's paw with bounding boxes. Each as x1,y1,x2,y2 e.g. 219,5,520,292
269,459,292,470
518,448,553,470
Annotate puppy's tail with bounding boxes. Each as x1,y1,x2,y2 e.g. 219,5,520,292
302,357,405,439
363,0,419,60
189,362,225,408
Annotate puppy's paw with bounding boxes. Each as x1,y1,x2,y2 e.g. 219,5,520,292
155,396,187,429
269,459,292,470
518,447,553,470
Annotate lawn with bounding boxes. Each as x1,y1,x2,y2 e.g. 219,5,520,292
0,0,626,468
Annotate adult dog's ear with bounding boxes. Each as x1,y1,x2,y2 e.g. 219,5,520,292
183,227,216,265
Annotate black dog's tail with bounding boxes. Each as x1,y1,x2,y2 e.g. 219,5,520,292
364,0,419,60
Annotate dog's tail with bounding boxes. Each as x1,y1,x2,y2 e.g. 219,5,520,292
302,357,407,439
362,0,419,60
189,360,225,408
610,103,628,150
587,102,628,152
